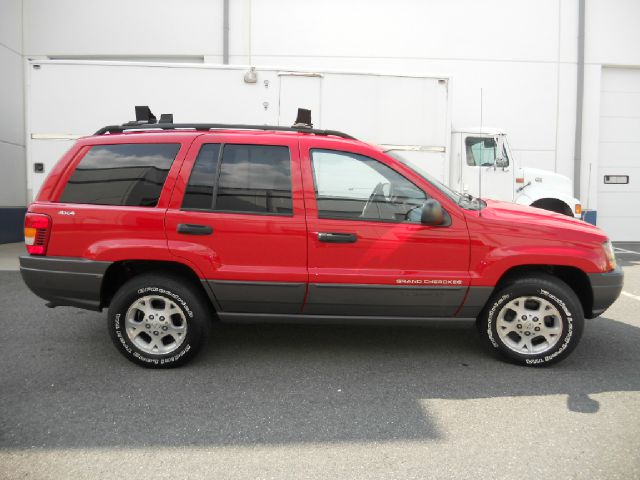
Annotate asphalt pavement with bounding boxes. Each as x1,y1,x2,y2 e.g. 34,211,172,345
1,244,639,479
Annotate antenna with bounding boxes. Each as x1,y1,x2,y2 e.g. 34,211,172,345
478,88,483,217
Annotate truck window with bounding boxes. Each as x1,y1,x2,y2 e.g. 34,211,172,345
311,149,426,222
182,144,293,215
59,143,180,206
466,137,497,167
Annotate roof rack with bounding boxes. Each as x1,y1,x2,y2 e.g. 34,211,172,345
94,106,355,139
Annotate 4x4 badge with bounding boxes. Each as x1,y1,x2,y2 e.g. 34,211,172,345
58,210,76,216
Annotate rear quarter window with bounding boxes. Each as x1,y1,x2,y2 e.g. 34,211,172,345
58,143,180,206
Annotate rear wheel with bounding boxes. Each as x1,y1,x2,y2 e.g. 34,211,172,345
478,274,584,366
108,273,210,368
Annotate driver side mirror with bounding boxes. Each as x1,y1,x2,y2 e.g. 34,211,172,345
495,135,508,168
421,199,446,226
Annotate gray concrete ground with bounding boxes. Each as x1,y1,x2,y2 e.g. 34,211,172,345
1,243,639,479
0,242,24,271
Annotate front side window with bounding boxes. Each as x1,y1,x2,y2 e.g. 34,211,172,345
311,149,427,222
464,137,509,167
182,144,293,215
59,143,180,206
465,137,497,167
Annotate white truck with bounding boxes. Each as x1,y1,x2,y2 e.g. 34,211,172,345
26,60,580,216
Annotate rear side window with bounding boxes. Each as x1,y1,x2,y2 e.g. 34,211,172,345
59,143,180,206
182,144,293,215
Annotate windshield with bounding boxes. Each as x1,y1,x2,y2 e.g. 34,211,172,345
386,150,485,210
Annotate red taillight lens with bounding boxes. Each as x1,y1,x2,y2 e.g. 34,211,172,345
24,213,51,255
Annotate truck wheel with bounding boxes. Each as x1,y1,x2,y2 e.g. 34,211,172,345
107,273,210,368
478,274,584,366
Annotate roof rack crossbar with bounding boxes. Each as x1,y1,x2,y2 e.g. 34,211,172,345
94,123,355,139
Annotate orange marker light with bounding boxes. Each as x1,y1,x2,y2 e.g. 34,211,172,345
516,177,525,183
24,227,37,245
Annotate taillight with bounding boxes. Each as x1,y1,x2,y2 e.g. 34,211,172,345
24,213,51,255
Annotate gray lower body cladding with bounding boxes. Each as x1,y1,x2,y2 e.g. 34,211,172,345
206,280,493,318
587,265,624,318
19,255,111,311
19,255,495,319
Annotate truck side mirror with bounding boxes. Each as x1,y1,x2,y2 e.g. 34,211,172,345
421,199,445,226
495,135,508,168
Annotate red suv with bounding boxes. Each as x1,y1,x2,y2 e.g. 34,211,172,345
20,108,623,368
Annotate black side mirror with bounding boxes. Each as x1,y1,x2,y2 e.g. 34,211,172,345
421,199,445,226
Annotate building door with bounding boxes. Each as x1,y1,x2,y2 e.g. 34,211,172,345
597,67,640,241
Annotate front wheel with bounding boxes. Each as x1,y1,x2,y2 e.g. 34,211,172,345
478,274,584,366
108,273,210,368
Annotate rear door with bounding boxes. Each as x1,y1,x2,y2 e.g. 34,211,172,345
299,137,471,317
165,133,308,314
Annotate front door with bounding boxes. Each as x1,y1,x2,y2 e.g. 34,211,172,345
461,134,514,201
165,133,308,314
299,137,471,317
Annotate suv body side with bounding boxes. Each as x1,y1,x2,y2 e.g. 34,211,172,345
21,130,621,320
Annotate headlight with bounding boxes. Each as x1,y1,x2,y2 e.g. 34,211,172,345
603,240,616,271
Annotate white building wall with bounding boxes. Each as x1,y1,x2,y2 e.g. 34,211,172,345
23,0,224,61
240,0,574,175
580,0,640,211
0,0,26,210
12,0,640,216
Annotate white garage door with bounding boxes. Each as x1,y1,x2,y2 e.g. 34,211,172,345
598,67,640,241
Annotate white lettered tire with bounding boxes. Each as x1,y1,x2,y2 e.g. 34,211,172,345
108,273,210,368
479,274,584,366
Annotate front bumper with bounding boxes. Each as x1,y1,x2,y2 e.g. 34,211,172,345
20,255,111,311
587,265,624,318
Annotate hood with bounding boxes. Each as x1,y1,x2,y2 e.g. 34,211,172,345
473,199,607,242
519,167,573,197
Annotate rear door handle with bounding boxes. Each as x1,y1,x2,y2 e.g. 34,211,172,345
177,223,213,235
317,232,358,243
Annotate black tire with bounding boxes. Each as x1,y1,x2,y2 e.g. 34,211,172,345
478,274,584,366
108,273,210,368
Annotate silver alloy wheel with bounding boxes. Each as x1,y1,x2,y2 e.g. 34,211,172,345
124,295,187,355
495,296,563,355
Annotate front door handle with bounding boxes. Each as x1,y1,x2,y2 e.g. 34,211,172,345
177,223,213,235
317,232,358,243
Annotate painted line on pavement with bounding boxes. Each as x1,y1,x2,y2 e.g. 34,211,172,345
614,247,640,254
621,291,640,302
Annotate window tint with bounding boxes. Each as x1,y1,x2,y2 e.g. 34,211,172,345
311,149,427,222
182,144,221,210
59,143,180,206
214,144,292,215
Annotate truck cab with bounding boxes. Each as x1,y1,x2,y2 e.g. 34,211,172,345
450,128,581,217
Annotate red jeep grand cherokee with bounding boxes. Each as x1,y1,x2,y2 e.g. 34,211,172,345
20,108,623,368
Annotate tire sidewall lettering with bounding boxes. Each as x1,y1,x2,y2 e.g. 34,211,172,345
113,286,194,365
486,287,574,365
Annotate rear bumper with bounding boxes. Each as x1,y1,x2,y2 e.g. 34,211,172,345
588,265,624,318
19,256,111,311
